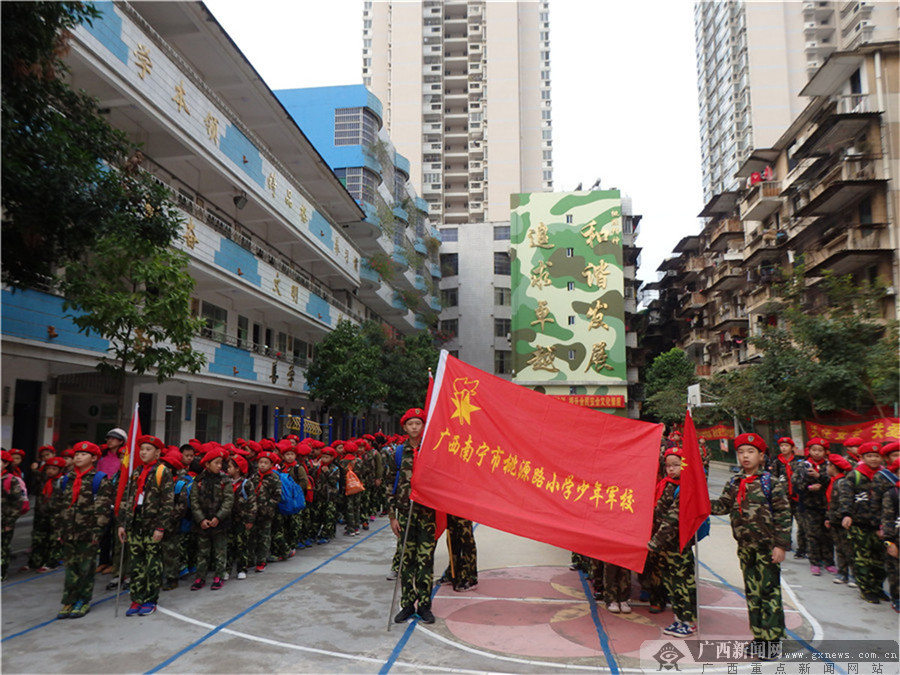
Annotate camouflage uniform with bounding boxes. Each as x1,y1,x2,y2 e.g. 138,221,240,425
791,459,832,567
770,454,806,555
191,470,233,581
118,462,175,606
28,474,62,570
390,439,436,611
648,487,697,623
228,477,257,575
311,462,339,542
837,468,886,599
642,480,678,610
825,473,853,578
873,468,899,602
882,484,899,603
445,515,478,590
163,472,192,587
602,563,631,605
56,468,115,605
339,457,363,534
711,470,791,641
381,443,400,515
250,469,282,566
1,471,25,579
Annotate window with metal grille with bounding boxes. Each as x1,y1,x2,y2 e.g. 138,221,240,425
334,107,378,147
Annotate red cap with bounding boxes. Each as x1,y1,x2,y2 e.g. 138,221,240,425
200,447,227,467
230,454,249,475
285,434,300,442
162,452,184,472
805,437,830,451
663,448,683,459
71,441,101,457
296,443,312,456
44,457,67,469
37,445,56,454
880,441,900,457
257,450,279,465
843,437,864,447
321,447,339,458
828,454,852,471
776,437,795,447
735,433,767,454
1,450,12,463
61,448,75,458
246,440,262,453
857,441,881,456
259,439,277,451
276,439,294,453
9,448,25,457
137,435,165,450
400,407,426,426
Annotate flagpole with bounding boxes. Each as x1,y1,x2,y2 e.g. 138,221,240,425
114,402,140,618
694,532,700,635
387,500,416,632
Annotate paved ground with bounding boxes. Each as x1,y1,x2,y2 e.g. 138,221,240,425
2,463,898,673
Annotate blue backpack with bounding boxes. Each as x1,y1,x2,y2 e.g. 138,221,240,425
392,443,404,493
277,471,306,515
60,471,106,497
673,485,711,542
174,477,194,533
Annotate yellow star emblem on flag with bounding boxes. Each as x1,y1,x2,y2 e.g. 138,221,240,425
450,377,481,426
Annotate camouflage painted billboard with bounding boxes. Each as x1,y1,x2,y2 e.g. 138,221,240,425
510,191,626,388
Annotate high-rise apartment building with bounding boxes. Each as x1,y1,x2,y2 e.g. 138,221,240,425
694,0,896,203
363,0,552,225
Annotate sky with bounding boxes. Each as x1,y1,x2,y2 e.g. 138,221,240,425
204,0,705,284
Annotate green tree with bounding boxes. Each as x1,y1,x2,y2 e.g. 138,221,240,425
2,2,178,288
366,326,439,416
306,320,387,416
643,348,697,425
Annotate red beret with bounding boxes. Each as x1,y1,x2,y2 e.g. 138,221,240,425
259,439,277,451
61,448,75,458
843,437,864,447
73,441,101,457
342,440,358,454
9,448,25,457
296,444,312,456
285,434,300,442
1,450,12,463
776,437,795,447
735,433,767,453
321,447,339,458
232,446,251,458
805,437,829,451
828,454,852,471
37,445,56,454
277,439,294,453
257,450,279,465
200,448,227,467
400,407,426,426
880,441,900,457
363,434,375,441
246,440,262,453
663,448,683,459
308,439,325,449
162,452,184,472
44,457,67,469
857,441,881,456
230,454,249,475
138,435,164,450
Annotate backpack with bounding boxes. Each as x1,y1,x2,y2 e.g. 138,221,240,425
728,471,774,504
174,476,194,533
392,444,404,493
59,471,107,499
344,462,365,496
673,485,711,542
277,471,306,515
3,473,30,515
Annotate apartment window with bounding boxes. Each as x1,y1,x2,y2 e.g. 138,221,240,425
494,318,511,338
567,281,575,291
542,151,552,161
424,172,441,184
541,51,550,61
568,316,576,326
543,170,553,181
440,318,458,337
495,287,511,306
441,288,458,307
334,107,378,147
201,301,227,342
494,350,512,375
441,252,459,276
541,70,550,80
237,315,249,349
858,197,873,225
440,228,458,242
566,214,573,223
542,129,553,140
541,90,551,100
566,247,574,257
493,252,510,275
493,225,510,240
334,167,378,205
195,398,223,443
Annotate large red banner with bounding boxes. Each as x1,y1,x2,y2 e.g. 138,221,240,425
696,424,734,441
411,352,664,572
804,418,899,444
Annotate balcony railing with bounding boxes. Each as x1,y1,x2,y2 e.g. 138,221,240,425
740,181,782,221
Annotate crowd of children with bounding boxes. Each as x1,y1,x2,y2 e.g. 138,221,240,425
1,428,411,618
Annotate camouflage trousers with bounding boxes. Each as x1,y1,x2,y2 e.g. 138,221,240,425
848,526,886,597
602,562,631,604
570,552,590,575
61,540,97,605
343,492,361,532
662,548,696,623
297,508,313,544
1,528,13,579
586,557,604,595
737,545,785,641
397,503,436,609
800,508,832,567
271,514,291,558
28,507,60,569
195,529,227,580
445,516,477,588
126,531,163,605
641,551,668,608
228,524,253,574
791,501,807,554
161,530,182,581
828,522,853,576
886,551,899,601
251,518,273,566
311,498,336,541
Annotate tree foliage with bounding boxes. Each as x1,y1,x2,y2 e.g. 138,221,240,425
643,348,697,426
365,324,440,416
2,2,179,288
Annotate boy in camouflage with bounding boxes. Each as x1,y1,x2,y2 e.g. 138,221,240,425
250,450,282,572
769,437,806,558
273,442,307,558
824,454,854,585
710,433,790,647
880,453,899,612
1,450,27,580
311,448,340,544
792,438,834,576
161,450,189,591
27,456,66,573
118,435,174,617
226,454,256,580
55,441,115,619
874,442,899,609
190,447,233,591
390,408,436,624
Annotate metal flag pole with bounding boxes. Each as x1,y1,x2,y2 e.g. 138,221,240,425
387,500,415,632
114,402,140,617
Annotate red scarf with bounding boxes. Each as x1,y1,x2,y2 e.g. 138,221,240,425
71,467,92,506
43,476,56,499
807,456,826,471
232,477,244,494
826,472,845,504
776,455,795,498
133,463,155,511
256,469,273,495
654,477,679,503
736,474,758,514
854,462,878,481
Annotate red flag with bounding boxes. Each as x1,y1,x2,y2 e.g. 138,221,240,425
114,403,142,516
412,352,663,572
424,368,448,540
678,409,711,551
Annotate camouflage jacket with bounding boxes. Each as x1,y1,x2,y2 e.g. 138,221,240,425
314,463,340,502
873,468,899,505
389,440,433,518
837,468,882,528
229,477,257,528
1,470,26,529
172,473,193,531
281,461,309,491
251,470,282,520
768,455,803,501
791,459,829,510
34,476,62,517
825,475,847,525
118,462,175,533
649,480,678,539
381,445,399,491
710,470,791,550
882,485,899,545
371,449,384,483
190,471,234,531
648,481,684,553
56,468,115,543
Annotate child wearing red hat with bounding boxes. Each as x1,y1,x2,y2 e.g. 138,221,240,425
161,451,191,591
1,450,27,580
768,437,807,559
312,448,341,545
225,455,256,580
711,433,791,652
792,438,834,576
55,441,115,619
250,451,282,572
824,454,854,585
339,441,364,537
24,457,66,574
190,449,232,591
271,442,308,559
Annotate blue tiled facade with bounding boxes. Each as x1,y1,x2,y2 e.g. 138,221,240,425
214,238,262,287
1,289,110,353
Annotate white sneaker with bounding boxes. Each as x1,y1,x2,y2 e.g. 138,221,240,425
607,601,620,613
237,571,247,580
223,572,230,581
619,601,632,614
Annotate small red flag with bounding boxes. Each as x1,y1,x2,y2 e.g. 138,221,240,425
114,404,142,516
424,368,448,540
678,409,711,551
